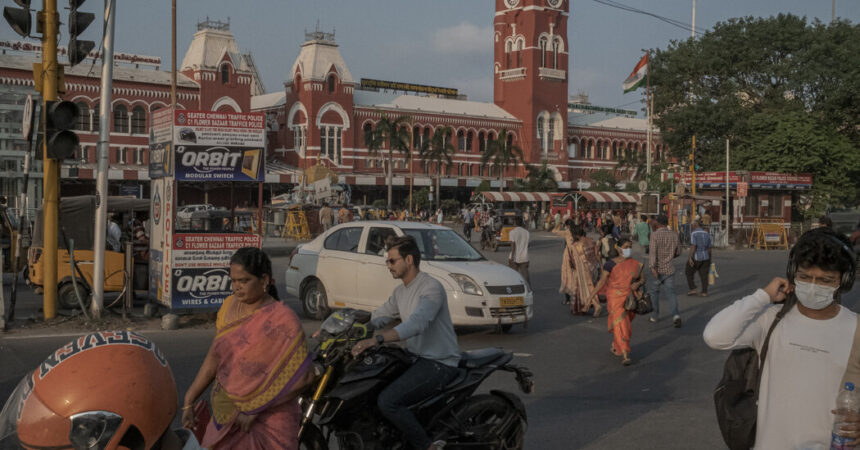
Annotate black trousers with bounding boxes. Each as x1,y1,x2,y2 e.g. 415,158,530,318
377,357,459,449
685,259,710,293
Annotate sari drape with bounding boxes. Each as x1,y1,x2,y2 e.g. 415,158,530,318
202,295,312,450
557,232,600,314
606,258,640,355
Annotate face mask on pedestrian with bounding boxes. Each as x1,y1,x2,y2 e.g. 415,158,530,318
793,280,837,310
621,248,632,258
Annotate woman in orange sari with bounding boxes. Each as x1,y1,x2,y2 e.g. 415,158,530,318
182,247,315,449
590,238,643,366
557,224,602,316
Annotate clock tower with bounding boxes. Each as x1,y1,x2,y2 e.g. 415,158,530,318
494,0,569,179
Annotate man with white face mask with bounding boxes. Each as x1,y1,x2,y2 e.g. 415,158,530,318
703,228,860,449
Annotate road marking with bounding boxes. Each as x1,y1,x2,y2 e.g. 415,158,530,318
513,352,532,357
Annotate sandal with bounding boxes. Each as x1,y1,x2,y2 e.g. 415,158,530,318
593,304,603,318
622,356,632,366
687,290,697,296
700,292,708,297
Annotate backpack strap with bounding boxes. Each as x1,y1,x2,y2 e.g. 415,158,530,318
841,314,860,388
756,298,795,395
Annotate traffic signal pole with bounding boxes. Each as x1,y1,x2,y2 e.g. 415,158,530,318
41,0,59,320
91,0,116,319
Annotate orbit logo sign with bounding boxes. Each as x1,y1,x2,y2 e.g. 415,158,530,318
174,144,263,181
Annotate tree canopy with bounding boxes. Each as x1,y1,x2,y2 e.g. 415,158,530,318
650,14,860,215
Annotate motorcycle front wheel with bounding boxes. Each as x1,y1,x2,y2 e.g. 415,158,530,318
299,424,327,450
449,394,525,450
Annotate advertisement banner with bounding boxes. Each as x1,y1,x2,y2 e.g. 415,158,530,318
174,145,264,181
149,108,174,178
173,110,265,147
169,233,262,308
749,172,812,190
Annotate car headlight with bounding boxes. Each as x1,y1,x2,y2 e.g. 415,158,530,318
449,273,483,296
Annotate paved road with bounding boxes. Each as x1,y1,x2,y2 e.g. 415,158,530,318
2,231,858,449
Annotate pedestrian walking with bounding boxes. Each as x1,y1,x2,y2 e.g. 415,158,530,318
463,208,474,240
686,220,712,297
648,214,682,327
556,224,602,316
589,238,643,366
436,208,443,224
319,202,333,231
598,224,616,264
634,214,651,254
338,203,352,224
508,217,530,288
703,228,859,449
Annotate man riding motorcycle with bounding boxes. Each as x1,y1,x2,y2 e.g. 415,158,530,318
0,330,200,449
350,235,460,450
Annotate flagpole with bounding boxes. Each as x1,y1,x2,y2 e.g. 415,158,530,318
645,52,652,176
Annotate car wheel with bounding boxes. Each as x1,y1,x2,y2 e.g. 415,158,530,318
500,324,513,333
302,279,330,320
58,281,88,310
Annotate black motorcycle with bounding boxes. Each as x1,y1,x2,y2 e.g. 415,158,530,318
299,309,534,450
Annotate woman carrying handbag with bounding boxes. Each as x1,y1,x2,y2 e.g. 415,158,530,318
590,238,643,366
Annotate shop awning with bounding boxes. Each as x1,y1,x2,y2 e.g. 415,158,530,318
472,191,555,203
571,191,640,204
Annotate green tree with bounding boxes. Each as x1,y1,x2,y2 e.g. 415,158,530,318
418,126,456,210
481,128,525,192
589,169,618,191
649,14,860,212
475,180,491,193
412,187,432,211
512,161,558,192
364,113,412,210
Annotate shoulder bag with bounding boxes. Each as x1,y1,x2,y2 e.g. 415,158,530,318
713,299,793,450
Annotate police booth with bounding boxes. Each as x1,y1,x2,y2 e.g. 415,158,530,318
148,109,265,310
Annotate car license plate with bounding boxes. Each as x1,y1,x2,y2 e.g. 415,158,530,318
499,296,524,307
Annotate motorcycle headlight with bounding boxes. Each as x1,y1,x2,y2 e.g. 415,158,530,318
449,273,483,296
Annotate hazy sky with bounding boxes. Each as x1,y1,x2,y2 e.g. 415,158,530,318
3,1,857,115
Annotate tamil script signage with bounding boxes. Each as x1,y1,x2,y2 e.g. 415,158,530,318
749,172,812,190
360,78,458,97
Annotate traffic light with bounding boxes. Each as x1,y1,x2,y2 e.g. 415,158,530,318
45,100,79,159
3,0,31,37
693,151,703,171
68,0,94,66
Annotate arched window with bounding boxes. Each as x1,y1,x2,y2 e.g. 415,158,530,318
539,37,547,68
363,123,373,148
423,127,431,146
92,104,100,132
516,39,523,67
113,104,128,133
457,130,465,151
547,118,555,154
552,38,560,69
506,133,513,150
505,40,512,69
537,117,545,153
131,106,146,134
320,126,343,164
466,131,473,152
413,126,420,148
75,102,89,131
221,64,229,84
478,131,486,152
327,74,336,93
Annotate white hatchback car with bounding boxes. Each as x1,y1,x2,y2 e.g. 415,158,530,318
285,221,533,329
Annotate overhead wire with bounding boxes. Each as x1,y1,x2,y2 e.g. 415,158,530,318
591,0,706,37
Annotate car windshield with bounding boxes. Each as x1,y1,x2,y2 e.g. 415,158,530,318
401,228,484,261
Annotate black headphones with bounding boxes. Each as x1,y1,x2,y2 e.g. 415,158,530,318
786,233,857,291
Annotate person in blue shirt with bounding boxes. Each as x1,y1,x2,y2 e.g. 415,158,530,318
686,220,712,297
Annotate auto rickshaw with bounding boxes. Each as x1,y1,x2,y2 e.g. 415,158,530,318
28,195,150,309
492,210,520,252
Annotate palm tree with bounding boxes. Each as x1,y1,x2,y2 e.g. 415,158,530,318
364,113,412,210
418,126,456,210
513,160,558,192
481,128,524,192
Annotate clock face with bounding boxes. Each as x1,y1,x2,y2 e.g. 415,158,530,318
505,0,520,8
547,0,562,7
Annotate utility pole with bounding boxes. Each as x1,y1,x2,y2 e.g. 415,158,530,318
725,139,730,244
41,0,59,320
91,0,116,319
691,135,696,196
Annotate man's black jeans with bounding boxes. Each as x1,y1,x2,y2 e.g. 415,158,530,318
377,357,460,449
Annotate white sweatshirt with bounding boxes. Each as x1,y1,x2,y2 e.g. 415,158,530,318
703,289,857,449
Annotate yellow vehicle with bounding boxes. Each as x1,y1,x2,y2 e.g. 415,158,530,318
28,196,150,309
486,211,519,252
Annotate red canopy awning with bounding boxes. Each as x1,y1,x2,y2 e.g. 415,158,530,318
572,191,640,204
474,192,555,202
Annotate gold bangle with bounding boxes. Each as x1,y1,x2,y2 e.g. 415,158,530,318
182,404,194,411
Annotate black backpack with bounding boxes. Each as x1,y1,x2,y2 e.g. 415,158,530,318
713,300,793,450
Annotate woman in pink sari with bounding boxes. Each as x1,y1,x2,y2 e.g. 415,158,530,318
590,238,643,366
182,247,315,449
556,224,602,316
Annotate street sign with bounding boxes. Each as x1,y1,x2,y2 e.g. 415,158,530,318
638,180,648,192
21,94,32,140
737,182,748,198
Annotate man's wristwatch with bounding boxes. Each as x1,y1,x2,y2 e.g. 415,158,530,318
375,334,385,345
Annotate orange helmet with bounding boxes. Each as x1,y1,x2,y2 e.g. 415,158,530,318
0,331,178,449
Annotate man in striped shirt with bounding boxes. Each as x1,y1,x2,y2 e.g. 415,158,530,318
649,215,682,327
